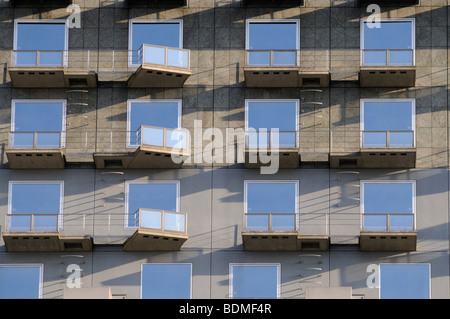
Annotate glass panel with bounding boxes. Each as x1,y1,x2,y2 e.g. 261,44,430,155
141,264,191,299
246,182,297,214
380,264,430,299
7,215,32,232
232,265,278,299
164,212,186,232
389,50,413,66
11,183,62,215
389,131,414,148
166,130,188,149
278,131,297,148
271,214,295,231
14,51,37,67
10,132,34,148
167,48,188,68
143,45,165,65
363,50,387,66
36,132,61,148
272,51,297,66
141,127,164,147
39,51,64,67
363,214,387,231
249,23,298,50
140,209,162,229
246,214,269,231
33,215,58,232
390,214,414,231
127,183,178,227
363,182,414,215
0,266,42,299
363,131,387,148
247,51,271,66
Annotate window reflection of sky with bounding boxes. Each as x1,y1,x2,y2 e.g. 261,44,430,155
380,264,430,299
231,264,279,299
141,264,191,299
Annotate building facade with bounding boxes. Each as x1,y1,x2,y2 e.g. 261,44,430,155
0,0,448,299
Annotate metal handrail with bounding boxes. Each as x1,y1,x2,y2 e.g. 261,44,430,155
244,212,297,231
245,130,300,149
136,44,190,69
11,50,68,68
9,131,64,149
361,130,415,148
133,208,187,234
5,213,60,232
361,49,414,66
361,213,415,231
245,49,300,67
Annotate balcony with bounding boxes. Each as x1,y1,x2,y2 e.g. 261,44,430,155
2,214,93,252
94,125,190,169
359,213,417,251
244,50,329,88
127,44,191,88
123,208,188,251
8,50,97,88
6,132,66,169
360,49,415,87
244,131,300,169
241,213,329,251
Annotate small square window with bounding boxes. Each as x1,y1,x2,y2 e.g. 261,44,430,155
0,264,43,299
230,264,280,299
141,263,191,299
379,264,430,299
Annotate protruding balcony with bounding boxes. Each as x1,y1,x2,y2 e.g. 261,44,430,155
241,213,329,251
244,50,329,88
6,131,66,169
2,214,92,252
123,208,188,251
360,213,417,251
244,131,300,169
94,125,190,169
127,44,191,88
360,49,415,87
8,50,97,88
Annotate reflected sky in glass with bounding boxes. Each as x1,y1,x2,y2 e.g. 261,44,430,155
246,182,296,214
14,101,64,132
0,265,42,299
363,21,413,50
248,22,298,50
380,264,430,299
231,265,279,299
127,183,178,227
363,101,413,131
141,264,191,299
10,183,62,215
247,101,297,131
363,182,413,214
16,23,65,51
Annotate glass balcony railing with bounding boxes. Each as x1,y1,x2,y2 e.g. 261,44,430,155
361,49,414,66
133,208,187,234
10,131,64,149
361,213,415,231
136,125,189,151
245,50,300,67
135,44,190,69
5,214,60,232
244,213,296,232
361,130,415,148
245,130,299,149
12,50,68,67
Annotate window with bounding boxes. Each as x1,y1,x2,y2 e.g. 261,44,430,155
125,181,180,229
13,19,68,67
246,19,300,67
126,99,184,149
361,19,415,66
128,20,185,67
360,99,415,148
229,264,280,299
0,264,44,299
11,99,66,149
7,181,64,232
361,181,415,231
141,263,191,299
379,264,431,299
244,181,298,231
245,99,299,149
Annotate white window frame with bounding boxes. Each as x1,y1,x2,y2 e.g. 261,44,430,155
360,98,416,149
229,263,281,299
245,99,300,147
13,19,69,68
378,263,431,299
360,18,416,66
140,263,192,299
128,19,184,68
0,264,44,299
360,180,416,231
244,180,299,231
11,99,67,149
124,180,181,230
126,99,182,149
245,19,301,66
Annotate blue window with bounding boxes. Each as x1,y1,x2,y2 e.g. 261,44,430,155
361,99,415,148
141,264,191,299
8,181,64,232
379,264,430,299
246,20,299,67
0,264,43,299
11,100,66,149
361,19,415,66
230,264,280,299
361,181,415,231
245,181,298,231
